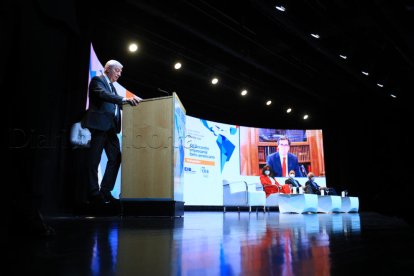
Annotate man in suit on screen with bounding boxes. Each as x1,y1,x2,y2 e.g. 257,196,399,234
266,136,303,177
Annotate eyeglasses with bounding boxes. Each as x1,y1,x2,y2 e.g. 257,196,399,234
278,144,290,147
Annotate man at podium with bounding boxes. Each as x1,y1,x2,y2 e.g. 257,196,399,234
82,60,140,206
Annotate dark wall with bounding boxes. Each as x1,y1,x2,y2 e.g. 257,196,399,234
5,0,91,215
323,97,412,223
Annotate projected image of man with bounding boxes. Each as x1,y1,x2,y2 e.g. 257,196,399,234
266,136,303,177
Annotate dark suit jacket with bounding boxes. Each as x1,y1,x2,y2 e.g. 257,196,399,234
266,152,303,177
82,75,124,133
285,177,302,187
305,180,320,194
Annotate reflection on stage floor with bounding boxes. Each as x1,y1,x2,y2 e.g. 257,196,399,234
5,211,414,275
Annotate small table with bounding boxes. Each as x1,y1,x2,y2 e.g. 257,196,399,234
340,196,359,212
278,194,318,213
318,195,342,213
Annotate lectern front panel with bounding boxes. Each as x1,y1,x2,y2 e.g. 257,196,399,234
122,97,173,199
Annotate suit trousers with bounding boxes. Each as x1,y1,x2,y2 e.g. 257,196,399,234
87,128,121,197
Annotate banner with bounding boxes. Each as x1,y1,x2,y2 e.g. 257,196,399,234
183,116,240,205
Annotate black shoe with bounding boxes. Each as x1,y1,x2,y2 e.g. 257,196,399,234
89,193,107,205
100,191,120,204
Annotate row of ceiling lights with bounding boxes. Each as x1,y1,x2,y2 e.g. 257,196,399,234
275,5,398,99
174,62,310,120
127,43,310,120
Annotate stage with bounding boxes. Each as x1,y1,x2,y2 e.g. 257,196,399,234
4,211,414,275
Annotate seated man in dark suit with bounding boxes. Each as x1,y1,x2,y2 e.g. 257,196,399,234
285,170,303,193
305,172,337,195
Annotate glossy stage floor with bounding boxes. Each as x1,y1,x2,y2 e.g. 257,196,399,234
6,211,414,275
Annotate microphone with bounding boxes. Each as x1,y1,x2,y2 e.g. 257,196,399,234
157,88,170,95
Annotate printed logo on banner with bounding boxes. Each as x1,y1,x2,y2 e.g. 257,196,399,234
201,166,209,178
184,166,196,174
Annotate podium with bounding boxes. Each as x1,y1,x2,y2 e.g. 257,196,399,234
121,93,186,216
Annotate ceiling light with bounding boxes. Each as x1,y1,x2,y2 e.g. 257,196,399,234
174,62,182,70
128,43,138,52
339,55,347,59
303,114,309,120
390,94,397,98
275,6,286,12
241,89,248,96
211,78,219,85
266,100,272,106
286,108,292,113
310,33,320,39
377,83,384,87
361,71,369,76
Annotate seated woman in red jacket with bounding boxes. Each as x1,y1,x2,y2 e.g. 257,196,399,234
260,165,291,197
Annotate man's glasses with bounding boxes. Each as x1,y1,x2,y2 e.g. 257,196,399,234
278,144,290,147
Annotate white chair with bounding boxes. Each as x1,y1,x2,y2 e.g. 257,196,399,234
254,183,281,211
223,180,266,213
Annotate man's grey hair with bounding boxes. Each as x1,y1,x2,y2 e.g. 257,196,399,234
104,60,123,72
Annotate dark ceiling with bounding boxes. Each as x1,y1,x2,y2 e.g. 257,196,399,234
88,0,414,127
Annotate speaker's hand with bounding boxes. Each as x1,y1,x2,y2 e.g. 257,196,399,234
124,97,140,106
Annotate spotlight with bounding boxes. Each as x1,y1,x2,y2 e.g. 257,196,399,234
303,114,309,120
286,108,292,113
241,90,248,96
275,6,286,12
174,62,182,70
128,43,138,52
211,78,219,85
266,100,272,106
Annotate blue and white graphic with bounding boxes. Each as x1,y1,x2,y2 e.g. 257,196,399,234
184,116,240,205
200,119,237,172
